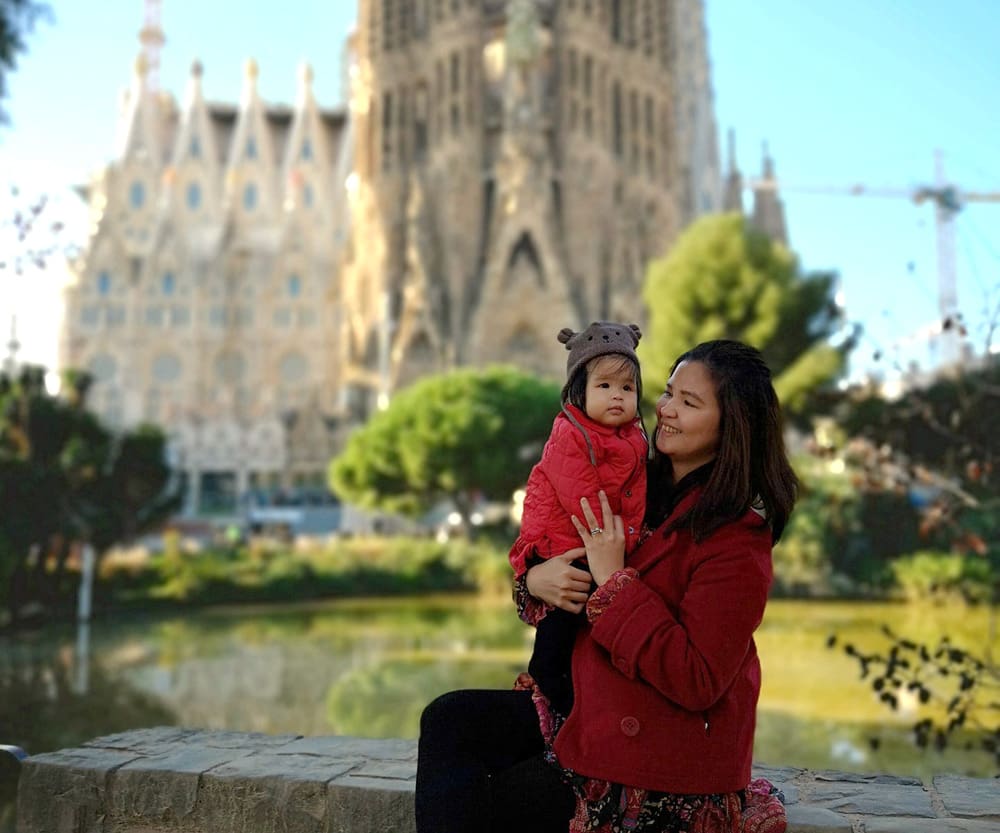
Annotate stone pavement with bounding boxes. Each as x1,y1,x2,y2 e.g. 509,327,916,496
15,727,1000,832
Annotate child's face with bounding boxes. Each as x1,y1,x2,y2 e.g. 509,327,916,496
584,356,639,428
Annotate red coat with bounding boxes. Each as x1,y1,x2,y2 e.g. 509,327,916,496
509,404,647,577
553,487,774,794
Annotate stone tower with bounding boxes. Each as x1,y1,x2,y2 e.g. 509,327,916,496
60,1,726,515
340,0,721,411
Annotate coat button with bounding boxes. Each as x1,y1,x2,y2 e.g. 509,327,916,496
615,658,629,673
620,716,640,737
625,489,632,497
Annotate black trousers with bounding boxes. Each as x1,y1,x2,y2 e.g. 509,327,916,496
415,689,575,833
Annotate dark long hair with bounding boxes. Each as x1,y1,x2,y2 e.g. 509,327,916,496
645,340,798,543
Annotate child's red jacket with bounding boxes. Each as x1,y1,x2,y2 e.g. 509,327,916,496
509,403,647,578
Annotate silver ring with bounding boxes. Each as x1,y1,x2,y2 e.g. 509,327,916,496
590,527,603,536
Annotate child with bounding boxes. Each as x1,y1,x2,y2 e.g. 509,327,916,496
510,321,648,716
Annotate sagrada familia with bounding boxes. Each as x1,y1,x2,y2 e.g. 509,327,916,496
60,0,786,514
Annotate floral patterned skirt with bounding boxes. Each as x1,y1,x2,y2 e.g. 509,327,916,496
513,673,786,833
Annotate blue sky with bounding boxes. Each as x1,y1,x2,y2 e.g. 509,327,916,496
1,0,998,380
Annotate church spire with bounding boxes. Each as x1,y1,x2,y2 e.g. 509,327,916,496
721,128,744,213
751,141,788,245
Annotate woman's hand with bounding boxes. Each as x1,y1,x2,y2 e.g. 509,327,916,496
571,490,626,586
525,550,591,613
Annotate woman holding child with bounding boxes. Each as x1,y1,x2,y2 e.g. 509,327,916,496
415,336,797,833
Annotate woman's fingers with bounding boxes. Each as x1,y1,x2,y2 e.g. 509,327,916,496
578,496,600,531
598,490,615,531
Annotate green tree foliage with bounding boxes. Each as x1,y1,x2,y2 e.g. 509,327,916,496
330,366,560,525
641,213,854,413
0,0,49,123
0,364,180,625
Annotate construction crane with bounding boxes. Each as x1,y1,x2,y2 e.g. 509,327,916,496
749,148,1000,366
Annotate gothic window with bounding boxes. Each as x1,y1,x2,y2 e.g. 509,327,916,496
146,305,165,326
301,138,313,160
414,83,428,159
129,181,146,209
399,89,409,165
97,270,112,295
658,3,671,68
629,89,640,171
303,183,314,207
209,305,228,327
88,353,117,383
450,51,461,93
246,137,258,159
273,308,292,327
107,306,127,326
81,307,99,327
610,0,622,43
190,136,201,157
466,45,477,126
642,0,654,56
382,0,394,50
243,182,258,210
287,274,302,297
435,61,445,140
450,52,461,134
215,350,247,383
626,0,637,47
152,352,182,383
612,81,623,159
161,272,176,295
644,94,656,175
583,55,594,137
279,351,309,383
171,306,191,326
186,182,202,210
382,90,393,169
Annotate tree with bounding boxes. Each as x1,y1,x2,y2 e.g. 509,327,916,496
330,366,561,527
0,364,180,626
821,356,1000,768
641,213,856,413
0,0,50,123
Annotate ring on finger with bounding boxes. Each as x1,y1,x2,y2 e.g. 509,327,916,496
590,527,603,535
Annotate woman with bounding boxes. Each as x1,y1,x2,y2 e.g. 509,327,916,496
416,340,797,833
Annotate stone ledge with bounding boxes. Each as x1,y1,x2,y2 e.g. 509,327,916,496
16,727,1000,833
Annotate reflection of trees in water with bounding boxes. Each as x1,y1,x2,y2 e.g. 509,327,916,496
326,658,526,739
0,636,175,756
755,709,996,780
0,637,175,833
117,600,531,738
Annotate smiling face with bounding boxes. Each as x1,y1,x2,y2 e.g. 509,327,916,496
584,355,639,428
655,359,722,481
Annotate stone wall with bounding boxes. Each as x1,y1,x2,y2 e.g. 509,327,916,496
16,727,1000,833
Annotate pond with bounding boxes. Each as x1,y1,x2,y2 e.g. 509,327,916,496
2,596,996,792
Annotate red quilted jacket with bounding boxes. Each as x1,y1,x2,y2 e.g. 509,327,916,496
509,403,647,578
553,487,774,794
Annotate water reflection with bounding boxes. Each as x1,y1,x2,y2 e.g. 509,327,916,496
1,597,995,786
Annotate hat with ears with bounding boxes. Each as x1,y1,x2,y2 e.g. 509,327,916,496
558,321,642,383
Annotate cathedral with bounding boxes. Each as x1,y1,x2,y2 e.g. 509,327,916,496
60,0,783,515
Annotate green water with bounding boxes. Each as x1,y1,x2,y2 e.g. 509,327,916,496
2,597,996,782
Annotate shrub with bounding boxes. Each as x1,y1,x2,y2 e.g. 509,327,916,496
889,551,995,604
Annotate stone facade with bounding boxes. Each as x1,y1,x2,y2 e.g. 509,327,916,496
16,728,1000,833
60,1,729,514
